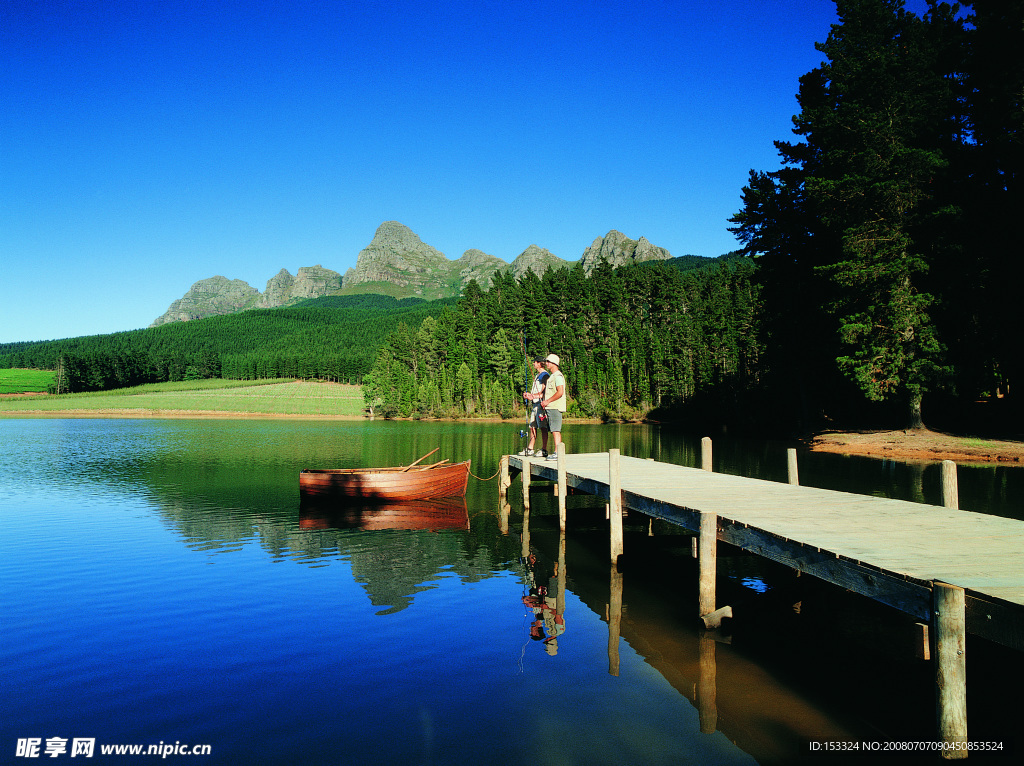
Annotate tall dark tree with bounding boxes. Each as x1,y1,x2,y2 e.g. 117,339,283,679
734,0,965,429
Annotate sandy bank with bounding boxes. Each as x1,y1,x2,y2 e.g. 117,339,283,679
808,429,1024,466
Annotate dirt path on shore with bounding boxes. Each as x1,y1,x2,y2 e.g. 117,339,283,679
808,429,1024,465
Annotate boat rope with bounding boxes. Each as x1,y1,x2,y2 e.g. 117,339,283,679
468,465,502,481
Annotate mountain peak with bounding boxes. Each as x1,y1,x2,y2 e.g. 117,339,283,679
150,222,677,325
579,230,672,275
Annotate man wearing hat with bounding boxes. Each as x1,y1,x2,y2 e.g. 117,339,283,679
539,353,567,459
519,356,550,457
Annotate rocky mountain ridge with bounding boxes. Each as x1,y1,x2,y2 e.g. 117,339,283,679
150,221,676,326
151,266,344,327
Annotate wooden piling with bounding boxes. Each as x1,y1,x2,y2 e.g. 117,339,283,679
941,460,959,510
701,437,713,471
915,622,931,661
698,512,718,618
521,458,531,509
609,449,624,564
933,581,967,758
787,448,799,486
498,455,510,499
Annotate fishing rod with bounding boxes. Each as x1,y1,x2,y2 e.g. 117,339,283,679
518,331,530,439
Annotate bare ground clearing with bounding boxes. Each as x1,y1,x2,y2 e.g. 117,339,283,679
808,428,1024,466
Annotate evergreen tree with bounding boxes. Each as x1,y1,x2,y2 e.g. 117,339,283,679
733,0,963,428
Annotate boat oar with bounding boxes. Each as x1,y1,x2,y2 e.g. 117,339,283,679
402,447,440,472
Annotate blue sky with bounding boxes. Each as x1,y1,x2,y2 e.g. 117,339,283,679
1,0,932,343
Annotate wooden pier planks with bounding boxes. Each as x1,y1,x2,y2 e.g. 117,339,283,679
508,452,1024,650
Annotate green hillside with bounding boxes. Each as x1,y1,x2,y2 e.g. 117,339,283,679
0,255,741,397
0,294,456,392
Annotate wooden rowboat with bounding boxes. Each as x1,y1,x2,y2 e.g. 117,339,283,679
298,460,471,502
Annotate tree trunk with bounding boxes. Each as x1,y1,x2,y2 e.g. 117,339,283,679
907,390,924,430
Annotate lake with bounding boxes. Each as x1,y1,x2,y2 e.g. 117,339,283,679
2,418,1021,764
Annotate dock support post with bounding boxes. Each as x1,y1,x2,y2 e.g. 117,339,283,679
787,448,799,486
941,460,959,510
499,455,510,500
701,437,713,471
609,449,623,565
557,443,567,532
933,582,967,759
698,512,718,618
521,458,532,509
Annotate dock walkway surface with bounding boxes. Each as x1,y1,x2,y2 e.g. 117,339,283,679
507,452,1024,651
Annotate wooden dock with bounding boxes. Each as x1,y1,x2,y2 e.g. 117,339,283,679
501,448,1024,757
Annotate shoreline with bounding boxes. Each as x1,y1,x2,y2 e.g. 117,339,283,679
0,409,367,420
5,405,1023,466
806,428,1024,466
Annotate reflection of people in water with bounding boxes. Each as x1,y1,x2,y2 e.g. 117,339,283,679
521,553,565,655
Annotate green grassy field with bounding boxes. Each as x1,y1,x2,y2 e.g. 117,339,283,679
0,378,367,417
0,368,55,393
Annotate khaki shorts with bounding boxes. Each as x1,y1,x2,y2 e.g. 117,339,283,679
542,409,562,432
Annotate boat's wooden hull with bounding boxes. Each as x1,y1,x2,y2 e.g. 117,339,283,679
299,460,470,501
299,497,470,531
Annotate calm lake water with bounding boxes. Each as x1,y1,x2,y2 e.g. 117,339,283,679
2,418,1021,764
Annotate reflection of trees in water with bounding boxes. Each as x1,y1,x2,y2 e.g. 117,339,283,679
346,529,511,615
153,484,522,614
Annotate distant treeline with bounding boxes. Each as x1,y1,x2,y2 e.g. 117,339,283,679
0,295,454,393
363,260,760,422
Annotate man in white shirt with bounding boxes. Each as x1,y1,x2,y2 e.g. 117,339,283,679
539,353,566,460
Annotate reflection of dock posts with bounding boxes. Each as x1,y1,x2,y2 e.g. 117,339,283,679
557,527,567,620
608,564,623,677
499,499,510,535
609,449,624,565
933,581,968,759
521,457,532,509
701,437,712,471
941,460,959,510
521,504,531,560
697,632,718,733
787,448,799,485
557,444,567,532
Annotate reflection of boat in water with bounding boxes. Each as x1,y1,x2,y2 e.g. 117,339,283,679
299,460,470,502
299,496,470,531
